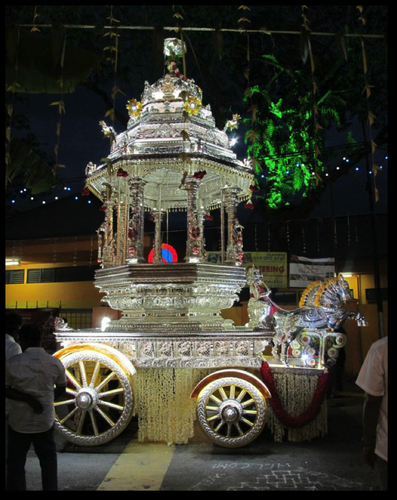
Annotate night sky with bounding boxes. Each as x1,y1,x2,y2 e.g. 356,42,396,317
6,6,388,219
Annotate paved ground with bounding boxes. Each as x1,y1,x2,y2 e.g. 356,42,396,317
8,379,383,491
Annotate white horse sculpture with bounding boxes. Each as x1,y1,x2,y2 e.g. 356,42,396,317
246,266,367,365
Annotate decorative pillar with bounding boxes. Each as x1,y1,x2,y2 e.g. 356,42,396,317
198,205,207,262
224,187,243,266
185,175,205,262
100,196,116,268
220,193,225,263
127,176,146,263
153,209,163,264
116,194,128,265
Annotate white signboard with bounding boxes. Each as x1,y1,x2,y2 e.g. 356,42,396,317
289,255,335,288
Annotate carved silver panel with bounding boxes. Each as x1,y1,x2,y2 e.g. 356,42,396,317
54,331,273,369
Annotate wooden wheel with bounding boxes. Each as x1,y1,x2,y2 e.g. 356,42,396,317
54,346,134,446
196,376,267,448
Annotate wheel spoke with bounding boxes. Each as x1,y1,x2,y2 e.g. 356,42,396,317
95,406,116,427
66,388,78,396
76,410,87,435
209,394,222,405
98,400,124,411
230,385,236,400
54,398,76,407
58,406,79,425
241,417,254,427
79,361,88,387
98,387,124,398
243,409,258,415
207,414,220,422
241,398,255,408
90,362,101,388
214,421,225,432
236,389,247,402
66,369,82,390
95,371,116,392
219,387,228,401
89,409,99,436
234,422,244,436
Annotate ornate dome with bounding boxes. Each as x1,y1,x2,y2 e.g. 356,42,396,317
86,39,253,212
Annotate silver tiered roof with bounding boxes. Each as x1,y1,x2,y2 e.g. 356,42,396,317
85,38,257,333
87,46,253,213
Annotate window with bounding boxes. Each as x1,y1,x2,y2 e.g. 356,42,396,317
27,268,55,283
27,266,99,284
6,269,24,284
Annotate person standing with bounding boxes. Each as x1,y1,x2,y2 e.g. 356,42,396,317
6,312,23,417
6,312,22,359
5,323,67,491
356,336,388,491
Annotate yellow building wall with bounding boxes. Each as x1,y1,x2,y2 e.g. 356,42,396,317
5,262,104,310
343,273,388,305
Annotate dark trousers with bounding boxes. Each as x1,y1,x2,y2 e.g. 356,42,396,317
6,424,58,491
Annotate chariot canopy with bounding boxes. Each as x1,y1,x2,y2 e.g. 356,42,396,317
86,38,254,268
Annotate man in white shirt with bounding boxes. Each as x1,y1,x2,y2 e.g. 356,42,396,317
6,323,67,491
356,336,388,491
